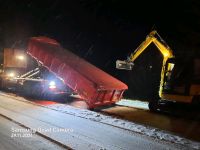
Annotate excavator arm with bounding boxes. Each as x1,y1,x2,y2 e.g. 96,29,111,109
116,30,174,97
116,30,173,67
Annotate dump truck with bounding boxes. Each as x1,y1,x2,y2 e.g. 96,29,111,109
0,48,27,91
0,37,128,109
116,30,200,112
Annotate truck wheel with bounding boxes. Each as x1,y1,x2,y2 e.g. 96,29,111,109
23,81,32,97
148,100,159,112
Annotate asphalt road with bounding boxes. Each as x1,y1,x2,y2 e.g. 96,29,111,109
0,92,187,150
0,115,66,150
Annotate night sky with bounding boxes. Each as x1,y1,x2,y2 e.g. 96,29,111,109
0,0,199,99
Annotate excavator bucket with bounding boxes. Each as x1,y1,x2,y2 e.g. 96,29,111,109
116,60,133,70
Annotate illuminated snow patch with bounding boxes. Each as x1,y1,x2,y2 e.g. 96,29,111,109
117,99,149,110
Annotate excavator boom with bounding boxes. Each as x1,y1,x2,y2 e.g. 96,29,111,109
117,31,174,65
116,30,174,97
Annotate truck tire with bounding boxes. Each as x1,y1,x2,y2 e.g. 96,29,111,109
23,81,32,97
23,81,42,98
148,100,159,112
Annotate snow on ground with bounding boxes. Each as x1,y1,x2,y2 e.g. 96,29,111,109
117,99,149,110
45,104,200,149
1,92,200,149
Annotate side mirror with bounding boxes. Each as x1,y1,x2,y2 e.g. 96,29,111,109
116,60,133,70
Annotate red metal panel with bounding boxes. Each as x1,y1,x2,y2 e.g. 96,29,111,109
38,50,46,61
44,54,54,68
57,63,66,75
31,45,37,57
50,58,62,73
27,37,128,108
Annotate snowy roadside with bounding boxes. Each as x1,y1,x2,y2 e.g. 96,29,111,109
45,103,200,149
116,99,149,110
1,92,200,149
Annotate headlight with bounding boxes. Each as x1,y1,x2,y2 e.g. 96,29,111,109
7,72,15,78
49,81,56,89
16,55,25,60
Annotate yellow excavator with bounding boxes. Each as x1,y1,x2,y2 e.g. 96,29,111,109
116,30,200,111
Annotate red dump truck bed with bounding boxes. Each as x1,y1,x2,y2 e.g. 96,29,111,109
27,37,128,108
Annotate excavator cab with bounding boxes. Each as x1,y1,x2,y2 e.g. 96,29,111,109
163,57,200,95
163,58,176,92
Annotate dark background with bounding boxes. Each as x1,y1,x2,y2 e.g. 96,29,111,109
0,0,199,100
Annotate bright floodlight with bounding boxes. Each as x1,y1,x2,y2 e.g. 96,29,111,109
8,72,15,77
49,81,56,89
49,81,56,86
16,55,25,60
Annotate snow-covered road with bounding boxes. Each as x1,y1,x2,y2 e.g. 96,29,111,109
0,115,66,150
0,92,199,150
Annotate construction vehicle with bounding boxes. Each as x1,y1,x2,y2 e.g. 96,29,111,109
0,48,71,99
0,48,27,91
116,30,200,111
0,37,128,109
